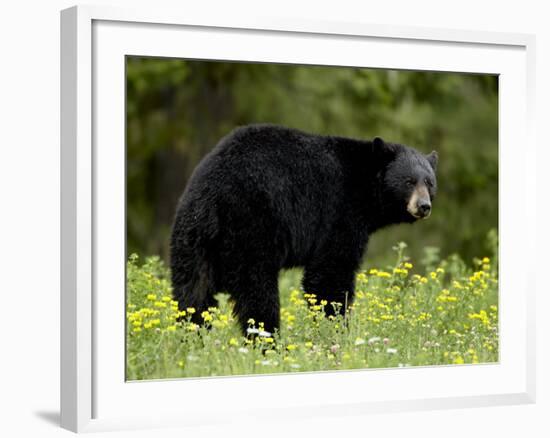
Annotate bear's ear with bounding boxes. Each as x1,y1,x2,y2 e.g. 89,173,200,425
426,151,438,171
372,136,397,162
373,136,385,149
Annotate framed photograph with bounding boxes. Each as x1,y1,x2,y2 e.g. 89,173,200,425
61,4,536,432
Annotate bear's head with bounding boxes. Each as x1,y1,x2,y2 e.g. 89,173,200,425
373,136,438,224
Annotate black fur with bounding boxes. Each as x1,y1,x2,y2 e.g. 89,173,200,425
170,124,438,334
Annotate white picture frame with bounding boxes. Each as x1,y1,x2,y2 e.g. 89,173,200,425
60,4,536,433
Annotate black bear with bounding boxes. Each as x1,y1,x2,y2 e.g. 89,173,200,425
170,124,438,335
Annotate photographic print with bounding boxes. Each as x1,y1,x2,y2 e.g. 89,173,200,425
125,57,498,380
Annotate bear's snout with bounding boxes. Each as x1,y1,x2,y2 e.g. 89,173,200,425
407,184,432,219
416,200,431,218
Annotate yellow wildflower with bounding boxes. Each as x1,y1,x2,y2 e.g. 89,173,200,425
453,356,465,365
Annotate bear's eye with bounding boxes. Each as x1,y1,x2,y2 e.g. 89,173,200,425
425,178,433,187
405,178,416,187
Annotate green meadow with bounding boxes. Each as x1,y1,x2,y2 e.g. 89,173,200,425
126,234,498,380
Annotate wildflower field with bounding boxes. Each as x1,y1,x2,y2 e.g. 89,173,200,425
126,236,498,380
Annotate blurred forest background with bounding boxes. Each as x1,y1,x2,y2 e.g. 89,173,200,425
126,57,498,269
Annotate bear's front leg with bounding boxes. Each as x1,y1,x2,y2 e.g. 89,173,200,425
302,264,357,317
302,231,366,317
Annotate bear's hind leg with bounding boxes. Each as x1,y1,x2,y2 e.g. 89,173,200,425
171,253,217,326
229,268,280,337
175,290,217,326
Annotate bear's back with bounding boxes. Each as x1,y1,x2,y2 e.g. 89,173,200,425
214,123,327,159
204,124,341,190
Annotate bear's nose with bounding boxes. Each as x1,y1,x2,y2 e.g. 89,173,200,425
417,201,431,217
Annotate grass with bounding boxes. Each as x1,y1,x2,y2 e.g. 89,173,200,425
126,234,498,380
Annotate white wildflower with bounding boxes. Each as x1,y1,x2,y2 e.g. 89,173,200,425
368,336,381,345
